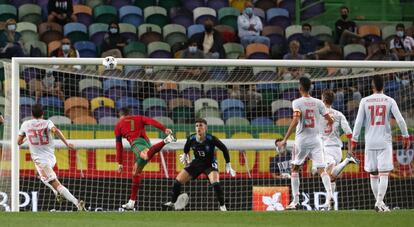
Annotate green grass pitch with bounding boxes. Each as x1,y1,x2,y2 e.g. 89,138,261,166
1,210,414,227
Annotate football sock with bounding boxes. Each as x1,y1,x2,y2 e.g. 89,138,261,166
147,141,166,160
171,180,182,203
130,175,141,201
331,182,336,194
211,182,225,206
43,180,58,196
57,185,78,205
370,174,379,200
331,158,350,177
291,172,300,203
321,172,333,199
377,173,389,205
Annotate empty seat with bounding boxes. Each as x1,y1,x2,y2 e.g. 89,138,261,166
73,4,93,26
343,44,366,60
134,0,155,9
144,6,169,28
38,22,63,44
119,23,137,41
285,25,302,42
223,42,244,59
48,115,72,125
89,23,109,46
74,41,97,58
169,98,192,111
311,25,333,42
39,96,64,109
266,8,290,28
116,96,140,114
16,22,38,43
163,24,187,47
24,40,47,57
72,115,97,124
226,117,250,125
153,116,174,125
218,7,240,31
119,5,143,27
91,97,115,113
123,41,147,58
170,6,194,28
147,41,171,58
221,98,246,120
18,4,42,24
65,97,90,120
271,100,292,114
98,116,119,125
194,98,219,114
183,0,205,11
110,0,132,8
172,106,194,124
251,117,273,125
193,7,217,24
138,23,162,45
204,117,224,125
358,25,381,43
187,24,205,39
142,97,167,113
0,4,17,21
64,22,88,43
207,0,229,10
93,5,117,24
246,43,269,59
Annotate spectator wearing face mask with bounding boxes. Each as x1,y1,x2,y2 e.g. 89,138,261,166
390,23,414,61
101,22,126,58
182,40,205,59
48,0,77,26
237,1,270,47
366,41,398,61
334,6,362,46
192,19,225,59
50,37,81,70
0,19,25,58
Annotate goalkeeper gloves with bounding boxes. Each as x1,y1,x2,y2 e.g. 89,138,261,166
226,163,236,177
179,153,190,165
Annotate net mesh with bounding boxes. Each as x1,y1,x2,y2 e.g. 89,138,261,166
0,59,413,211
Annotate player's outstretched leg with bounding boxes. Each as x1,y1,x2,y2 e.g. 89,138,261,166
163,180,183,210
54,182,85,211
331,153,360,178
140,134,176,161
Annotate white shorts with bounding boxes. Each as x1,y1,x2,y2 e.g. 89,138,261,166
364,145,393,172
34,158,57,183
324,146,342,166
292,142,325,168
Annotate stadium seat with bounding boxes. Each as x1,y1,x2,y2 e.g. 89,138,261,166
38,22,63,44
18,4,42,24
194,98,219,113
119,23,137,41
64,22,88,44
103,79,128,101
147,41,172,58
207,0,229,10
73,4,93,26
142,97,167,113
343,44,366,60
204,117,224,125
180,86,203,102
187,24,205,39
223,42,244,59
256,0,278,11
134,0,155,9
138,23,162,45
276,117,292,126
285,25,302,42
64,97,90,120
218,7,240,35
230,0,248,12
251,117,273,125
273,107,292,121
221,98,246,120
43,106,64,119
0,4,17,21
311,25,333,43
123,41,147,58
193,7,217,24
16,22,38,43
74,41,97,58
381,25,396,43
24,40,47,57
90,97,115,113
79,78,103,99
9,0,32,8
358,25,381,43
271,100,292,115
281,87,300,101
266,8,290,28
205,86,229,103
20,96,36,106
110,0,131,8
246,43,269,59
144,6,169,28
119,5,143,27
262,26,287,55
172,106,194,124
253,7,266,24
214,24,237,43
98,116,119,125
153,116,174,125
85,0,105,8
47,40,61,56
89,23,109,46
116,96,140,111
197,107,221,118
168,98,193,111
279,0,295,18
48,115,72,125
145,106,168,118
94,105,117,120
163,24,187,47
72,115,97,125
93,5,117,24
183,0,205,11
226,117,250,125
208,67,229,81
159,0,181,12
170,7,194,28
301,0,325,20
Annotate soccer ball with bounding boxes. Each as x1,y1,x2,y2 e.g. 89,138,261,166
102,56,117,70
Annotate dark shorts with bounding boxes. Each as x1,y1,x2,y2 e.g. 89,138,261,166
184,159,218,179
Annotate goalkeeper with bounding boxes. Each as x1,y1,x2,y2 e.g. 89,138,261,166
115,108,176,210
163,118,236,211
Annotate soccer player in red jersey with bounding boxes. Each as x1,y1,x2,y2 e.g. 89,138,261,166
115,107,176,210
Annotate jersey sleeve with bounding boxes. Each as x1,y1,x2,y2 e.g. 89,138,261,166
391,99,409,137
18,122,26,136
114,123,124,164
352,99,365,142
213,136,230,163
292,100,301,117
47,120,56,131
141,116,167,132
340,112,353,137
318,99,328,116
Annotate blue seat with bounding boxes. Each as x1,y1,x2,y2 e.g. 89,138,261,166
170,7,193,28
273,107,292,121
206,87,228,103
181,87,202,102
94,106,117,120
116,96,140,110
39,96,64,109
251,117,273,125
183,0,205,11
82,87,103,101
111,0,132,9
301,0,325,20
256,83,278,92
119,5,144,27
63,22,87,37
221,98,245,112
20,105,32,120
223,108,245,121
74,41,97,58
103,79,128,92
20,97,35,106
145,106,168,117
207,0,229,10
266,8,291,28
208,67,229,81
187,24,205,39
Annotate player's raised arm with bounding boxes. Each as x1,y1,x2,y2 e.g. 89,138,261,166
141,116,171,134
390,99,410,149
212,136,236,177
351,100,366,150
51,126,74,150
340,112,353,152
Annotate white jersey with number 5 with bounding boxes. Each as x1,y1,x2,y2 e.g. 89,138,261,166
19,119,56,162
292,96,328,147
321,107,352,148
352,93,409,149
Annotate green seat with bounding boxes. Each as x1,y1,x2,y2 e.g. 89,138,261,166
163,24,187,47
138,23,162,38
0,4,17,21
18,4,42,24
143,97,167,112
44,107,64,119
197,107,221,118
134,0,156,10
144,6,169,28
123,41,147,58
218,7,240,31
147,41,170,56
16,22,38,43
223,42,244,59
24,40,47,57
261,90,278,107
153,116,174,126
279,83,298,93
226,117,250,126
88,23,108,38
119,23,137,36
93,5,117,24
159,0,181,12
86,0,105,9
172,106,194,124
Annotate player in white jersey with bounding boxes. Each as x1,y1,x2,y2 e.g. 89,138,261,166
351,75,410,212
17,104,86,211
320,90,359,201
277,77,334,210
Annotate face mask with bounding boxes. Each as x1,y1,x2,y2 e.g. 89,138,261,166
43,73,55,89
303,31,311,37
341,14,348,20
145,68,153,74
62,44,70,52
204,25,213,33
110,28,118,34
401,80,410,87
7,24,16,31
244,7,253,16
397,31,404,37
189,46,197,53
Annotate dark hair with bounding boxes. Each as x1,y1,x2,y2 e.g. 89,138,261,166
32,104,44,118
299,77,312,92
119,107,130,116
195,118,207,125
396,23,405,30
372,75,384,91
302,23,312,31
340,6,349,12
322,89,335,105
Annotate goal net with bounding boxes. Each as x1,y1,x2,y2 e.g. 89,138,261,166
0,58,413,212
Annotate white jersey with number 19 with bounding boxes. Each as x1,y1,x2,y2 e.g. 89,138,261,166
352,93,409,149
19,119,56,163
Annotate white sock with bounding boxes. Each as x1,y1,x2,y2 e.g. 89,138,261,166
377,173,389,205
370,174,379,200
43,181,58,196
57,185,79,206
331,182,336,194
321,172,333,199
291,172,300,203
331,159,349,177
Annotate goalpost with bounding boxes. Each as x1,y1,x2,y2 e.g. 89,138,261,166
1,58,413,212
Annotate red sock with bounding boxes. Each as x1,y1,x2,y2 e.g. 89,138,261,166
147,141,166,160
130,175,141,201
